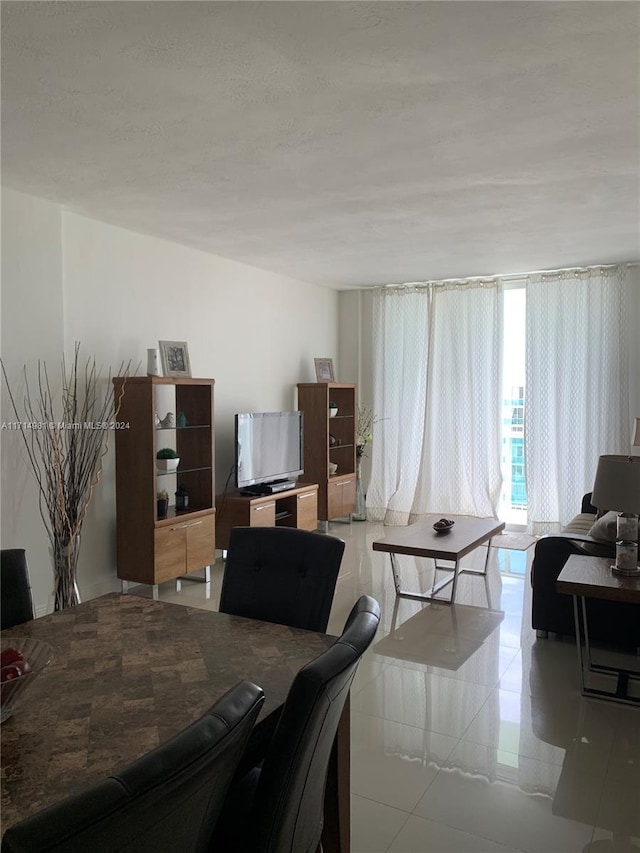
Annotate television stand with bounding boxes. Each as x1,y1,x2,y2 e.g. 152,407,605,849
215,483,318,551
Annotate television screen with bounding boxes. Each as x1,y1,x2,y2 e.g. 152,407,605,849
235,411,303,489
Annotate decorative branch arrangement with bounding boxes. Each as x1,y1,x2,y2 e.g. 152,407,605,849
2,344,132,610
356,405,383,459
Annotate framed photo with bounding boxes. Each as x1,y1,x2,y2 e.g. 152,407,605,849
314,358,335,383
159,340,192,378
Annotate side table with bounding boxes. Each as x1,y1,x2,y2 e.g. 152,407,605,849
556,554,640,706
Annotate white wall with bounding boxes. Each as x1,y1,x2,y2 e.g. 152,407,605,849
1,189,65,613
2,189,338,613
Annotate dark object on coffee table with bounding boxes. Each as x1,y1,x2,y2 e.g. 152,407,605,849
433,518,455,533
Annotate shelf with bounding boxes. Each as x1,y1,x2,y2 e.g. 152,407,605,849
156,424,210,430
297,381,357,522
156,466,212,477
114,376,215,587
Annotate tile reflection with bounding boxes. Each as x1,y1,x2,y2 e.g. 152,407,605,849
352,664,492,737
374,601,504,672
351,712,458,811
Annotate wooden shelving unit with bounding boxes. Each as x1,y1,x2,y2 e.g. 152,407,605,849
296,382,357,522
112,376,215,596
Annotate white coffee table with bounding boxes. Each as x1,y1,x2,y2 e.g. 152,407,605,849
372,514,505,604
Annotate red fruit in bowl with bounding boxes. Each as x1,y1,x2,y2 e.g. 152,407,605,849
1,660,31,681
0,647,24,668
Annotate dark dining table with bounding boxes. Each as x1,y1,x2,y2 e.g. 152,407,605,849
0,593,350,852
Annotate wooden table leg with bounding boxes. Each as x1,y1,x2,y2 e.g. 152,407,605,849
322,693,351,853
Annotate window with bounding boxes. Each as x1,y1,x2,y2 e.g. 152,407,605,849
500,287,527,525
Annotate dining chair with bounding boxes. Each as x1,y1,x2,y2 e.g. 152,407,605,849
1,680,265,853
218,526,345,633
212,594,381,853
1,549,35,630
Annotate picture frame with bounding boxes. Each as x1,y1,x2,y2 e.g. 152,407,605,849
159,340,192,378
314,358,335,383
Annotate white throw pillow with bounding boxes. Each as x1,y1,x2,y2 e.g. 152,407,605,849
588,511,618,542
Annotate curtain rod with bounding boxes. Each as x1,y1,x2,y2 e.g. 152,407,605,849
500,261,639,282
378,261,639,289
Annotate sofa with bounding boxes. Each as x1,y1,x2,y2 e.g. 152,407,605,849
530,493,639,649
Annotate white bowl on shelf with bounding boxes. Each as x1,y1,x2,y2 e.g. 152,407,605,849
156,457,180,473
328,462,338,475
329,407,338,418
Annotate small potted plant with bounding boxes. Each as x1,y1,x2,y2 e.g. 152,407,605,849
329,400,338,418
156,447,180,473
157,489,169,519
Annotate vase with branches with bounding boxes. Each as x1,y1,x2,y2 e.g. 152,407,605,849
2,343,132,610
353,405,382,520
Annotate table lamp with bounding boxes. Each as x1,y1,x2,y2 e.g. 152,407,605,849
591,454,640,576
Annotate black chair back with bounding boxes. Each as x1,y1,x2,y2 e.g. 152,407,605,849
1,549,35,630
214,595,380,853
1,681,265,853
219,526,345,633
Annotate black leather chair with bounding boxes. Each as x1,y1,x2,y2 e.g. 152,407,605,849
1,681,265,853
212,594,381,853
1,549,35,630
219,526,345,633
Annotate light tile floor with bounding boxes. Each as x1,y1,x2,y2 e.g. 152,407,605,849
154,519,640,853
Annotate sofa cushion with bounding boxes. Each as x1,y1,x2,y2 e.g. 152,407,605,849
562,513,597,535
588,511,618,542
559,512,615,557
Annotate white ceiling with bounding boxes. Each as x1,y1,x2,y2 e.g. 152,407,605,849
2,2,639,289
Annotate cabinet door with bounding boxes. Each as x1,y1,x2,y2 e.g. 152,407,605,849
154,526,186,582
340,478,356,516
249,500,276,527
327,480,344,520
186,515,215,572
296,489,318,530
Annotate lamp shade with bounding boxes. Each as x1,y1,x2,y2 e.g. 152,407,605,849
633,417,640,447
591,455,640,514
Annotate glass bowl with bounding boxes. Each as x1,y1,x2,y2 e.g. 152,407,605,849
1,638,54,723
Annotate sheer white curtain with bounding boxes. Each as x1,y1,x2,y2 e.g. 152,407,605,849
369,281,503,524
368,287,430,525
418,282,503,518
525,265,632,534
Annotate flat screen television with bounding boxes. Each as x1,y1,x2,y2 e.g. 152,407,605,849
235,411,304,491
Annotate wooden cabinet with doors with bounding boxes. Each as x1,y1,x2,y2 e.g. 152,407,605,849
112,376,215,597
215,483,318,551
296,383,357,522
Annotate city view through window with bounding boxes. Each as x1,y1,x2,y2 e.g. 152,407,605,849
500,288,527,528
